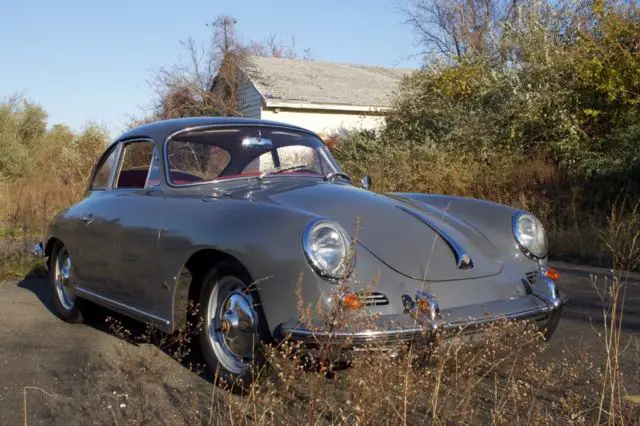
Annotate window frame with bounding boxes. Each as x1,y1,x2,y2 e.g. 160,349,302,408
88,143,122,192
111,138,160,191
162,124,341,189
144,146,162,189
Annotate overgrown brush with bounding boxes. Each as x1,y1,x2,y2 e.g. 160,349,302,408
0,96,108,277
324,0,640,268
329,130,619,266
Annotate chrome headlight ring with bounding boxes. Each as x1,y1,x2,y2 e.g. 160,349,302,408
512,211,548,260
303,219,355,282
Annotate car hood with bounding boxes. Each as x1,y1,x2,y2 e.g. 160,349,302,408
210,179,504,281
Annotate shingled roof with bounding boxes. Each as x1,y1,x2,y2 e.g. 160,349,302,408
240,55,414,109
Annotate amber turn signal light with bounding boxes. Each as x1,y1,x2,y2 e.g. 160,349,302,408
545,266,560,281
417,299,429,313
342,293,362,310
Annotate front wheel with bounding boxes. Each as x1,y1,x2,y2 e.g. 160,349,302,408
198,263,265,391
49,243,84,324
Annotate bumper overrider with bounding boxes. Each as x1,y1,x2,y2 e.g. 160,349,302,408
32,242,45,259
275,271,568,351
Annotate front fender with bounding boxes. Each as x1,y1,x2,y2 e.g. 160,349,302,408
157,197,335,334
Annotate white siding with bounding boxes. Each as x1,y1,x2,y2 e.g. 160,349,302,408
260,108,385,136
238,78,263,119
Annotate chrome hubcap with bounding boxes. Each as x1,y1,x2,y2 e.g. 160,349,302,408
207,277,257,374
55,248,75,311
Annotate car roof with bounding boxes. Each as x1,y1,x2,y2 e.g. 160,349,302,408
113,117,318,145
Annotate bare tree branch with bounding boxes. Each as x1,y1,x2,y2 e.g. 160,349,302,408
139,14,308,124
400,0,518,62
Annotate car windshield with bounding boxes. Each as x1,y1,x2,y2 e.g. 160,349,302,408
165,126,341,186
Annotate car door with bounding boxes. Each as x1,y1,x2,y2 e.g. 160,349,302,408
96,139,166,315
72,139,164,317
64,143,122,290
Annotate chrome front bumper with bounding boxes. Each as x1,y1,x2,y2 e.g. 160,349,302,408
277,274,567,349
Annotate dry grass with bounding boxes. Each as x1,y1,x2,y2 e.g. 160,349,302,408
66,270,636,425
0,153,94,279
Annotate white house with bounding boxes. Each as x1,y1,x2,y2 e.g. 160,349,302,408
215,55,414,137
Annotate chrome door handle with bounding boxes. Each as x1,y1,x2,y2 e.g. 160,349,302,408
80,214,94,225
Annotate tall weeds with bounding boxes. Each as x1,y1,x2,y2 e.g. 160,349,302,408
595,200,640,424
0,96,107,277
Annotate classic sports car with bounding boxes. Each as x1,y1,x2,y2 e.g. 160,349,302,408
33,117,567,387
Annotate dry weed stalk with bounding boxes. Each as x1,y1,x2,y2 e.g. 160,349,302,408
595,199,640,425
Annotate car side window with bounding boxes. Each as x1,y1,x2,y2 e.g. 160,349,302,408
90,148,118,190
114,140,156,189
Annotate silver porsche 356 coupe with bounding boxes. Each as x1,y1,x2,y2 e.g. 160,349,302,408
33,117,567,386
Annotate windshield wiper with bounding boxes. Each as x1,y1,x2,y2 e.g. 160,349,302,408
258,164,310,180
323,171,351,183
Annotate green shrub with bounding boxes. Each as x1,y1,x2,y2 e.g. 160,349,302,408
0,95,109,261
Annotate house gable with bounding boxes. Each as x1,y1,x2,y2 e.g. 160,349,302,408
212,55,415,135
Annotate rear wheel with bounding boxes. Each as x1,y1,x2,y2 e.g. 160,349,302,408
49,243,84,324
197,262,266,392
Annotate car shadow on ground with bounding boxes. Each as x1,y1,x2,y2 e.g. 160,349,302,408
16,272,214,383
17,274,56,313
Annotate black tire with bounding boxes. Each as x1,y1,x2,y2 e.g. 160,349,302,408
197,261,267,392
49,243,84,324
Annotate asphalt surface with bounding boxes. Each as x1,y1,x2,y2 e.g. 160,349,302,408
0,262,639,424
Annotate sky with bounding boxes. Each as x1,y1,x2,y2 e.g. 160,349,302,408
0,0,422,139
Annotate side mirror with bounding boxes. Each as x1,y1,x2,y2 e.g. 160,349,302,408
360,175,372,190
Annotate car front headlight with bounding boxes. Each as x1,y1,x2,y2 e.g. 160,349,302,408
303,219,355,281
512,211,548,259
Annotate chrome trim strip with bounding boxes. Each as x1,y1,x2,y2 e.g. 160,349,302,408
282,326,426,339
75,287,170,327
282,304,550,344
441,304,550,328
281,292,563,346
396,205,474,269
